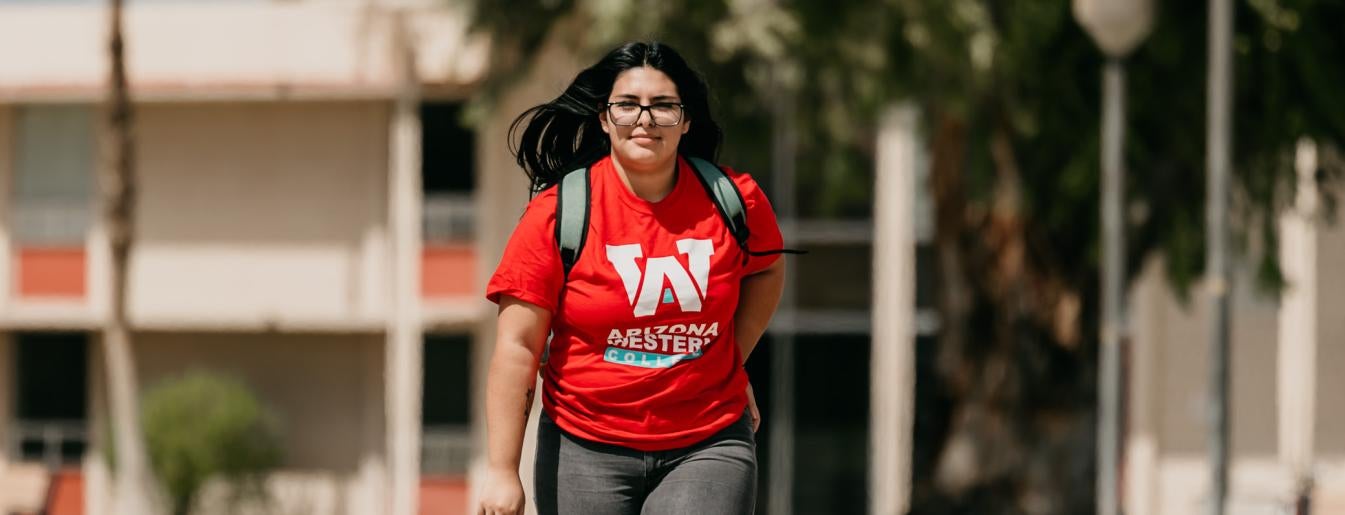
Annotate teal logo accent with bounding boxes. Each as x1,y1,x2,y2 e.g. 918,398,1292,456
662,288,674,304
604,348,704,368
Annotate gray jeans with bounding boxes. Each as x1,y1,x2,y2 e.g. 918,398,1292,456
534,410,757,515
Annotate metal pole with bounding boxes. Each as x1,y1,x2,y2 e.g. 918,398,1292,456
1205,0,1235,513
1098,59,1126,515
768,61,797,515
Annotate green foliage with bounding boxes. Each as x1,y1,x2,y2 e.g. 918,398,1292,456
121,372,283,515
468,0,1344,284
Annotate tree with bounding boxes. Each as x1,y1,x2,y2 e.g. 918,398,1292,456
140,373,282,515
463,1,1345,512
102,0,157,511
877,2,1344,511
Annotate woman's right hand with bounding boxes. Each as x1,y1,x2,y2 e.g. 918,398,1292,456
479,297,548,514
478,467,526,515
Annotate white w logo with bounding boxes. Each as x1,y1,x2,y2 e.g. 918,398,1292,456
606,239,714,318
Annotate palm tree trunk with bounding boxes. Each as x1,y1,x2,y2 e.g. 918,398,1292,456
923,104,1096,514
103,0,155,511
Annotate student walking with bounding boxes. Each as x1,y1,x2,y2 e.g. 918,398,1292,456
478,41,790,515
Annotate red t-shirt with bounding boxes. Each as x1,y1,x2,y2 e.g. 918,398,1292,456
486,154,783,451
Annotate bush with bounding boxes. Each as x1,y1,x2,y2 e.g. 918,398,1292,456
140,372,282,515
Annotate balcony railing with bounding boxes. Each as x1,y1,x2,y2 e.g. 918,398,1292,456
423,194,475,244
12,198,89,245
421,425,471,475
8,420,88,470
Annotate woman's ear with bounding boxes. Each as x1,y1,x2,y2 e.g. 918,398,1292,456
681,119,690,135
599,111,611,135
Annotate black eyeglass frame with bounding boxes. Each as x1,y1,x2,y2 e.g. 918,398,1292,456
604,102,686,127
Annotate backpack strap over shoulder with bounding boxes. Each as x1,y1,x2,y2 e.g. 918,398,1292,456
555,167,591,279
686,156,750,247
687,156,807,262
554,157,800,281
548,167,590,367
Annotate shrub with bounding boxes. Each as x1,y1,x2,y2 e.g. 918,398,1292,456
139,372,282,515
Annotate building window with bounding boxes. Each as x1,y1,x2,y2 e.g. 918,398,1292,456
11,332,89,468
421,102,475,243
421,334,471,475
746,333,871,514
12,106,94,245
11,106,94,297
792,333,869,513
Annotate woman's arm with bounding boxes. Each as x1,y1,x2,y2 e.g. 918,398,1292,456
479,296,551,515
734,258,785,432
734,257,786,365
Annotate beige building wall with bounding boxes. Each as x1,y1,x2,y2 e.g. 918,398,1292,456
1314,220,1345,512
1317,224,1345,458
1144,259,1288,515
1129,220,1345,515
0,2,487,103
129,102,391,331
87,332,387,515
1,2,488,513
1148,262,1280,458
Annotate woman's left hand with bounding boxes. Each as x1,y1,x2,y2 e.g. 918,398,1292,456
746,383,761,432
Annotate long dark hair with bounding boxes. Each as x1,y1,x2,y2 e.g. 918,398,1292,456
509,41,723,194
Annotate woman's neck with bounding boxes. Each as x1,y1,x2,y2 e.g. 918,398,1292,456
611,154,678,203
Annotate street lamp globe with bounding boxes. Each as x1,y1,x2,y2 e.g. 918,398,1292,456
1074,0,1154,57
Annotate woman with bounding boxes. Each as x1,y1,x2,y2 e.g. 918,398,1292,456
479,41,787,515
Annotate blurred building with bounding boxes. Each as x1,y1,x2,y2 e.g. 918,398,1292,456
1123,142,1345,515
0,1,487,514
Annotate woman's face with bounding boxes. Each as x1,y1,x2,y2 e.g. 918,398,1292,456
600,66,690,171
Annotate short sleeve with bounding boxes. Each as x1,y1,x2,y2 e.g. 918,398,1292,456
485,187,564,312
725,167,785,275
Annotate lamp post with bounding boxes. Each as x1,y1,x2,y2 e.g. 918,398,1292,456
1204,0,1235,513
1072,2,1153,515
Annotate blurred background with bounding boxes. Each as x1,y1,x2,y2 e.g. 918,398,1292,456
0,0,1342,514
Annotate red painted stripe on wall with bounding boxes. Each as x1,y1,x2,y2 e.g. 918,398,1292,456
44,469,84,515
422,245,475,298
16,247,86,298
419,476,468,515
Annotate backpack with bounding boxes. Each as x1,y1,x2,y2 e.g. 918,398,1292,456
554,155,796,279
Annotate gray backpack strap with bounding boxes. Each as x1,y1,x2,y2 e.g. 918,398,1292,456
555,167,591,278
687,156,751,248
547,167,590,366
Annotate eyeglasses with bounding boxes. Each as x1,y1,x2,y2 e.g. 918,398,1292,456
605,102,685,127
